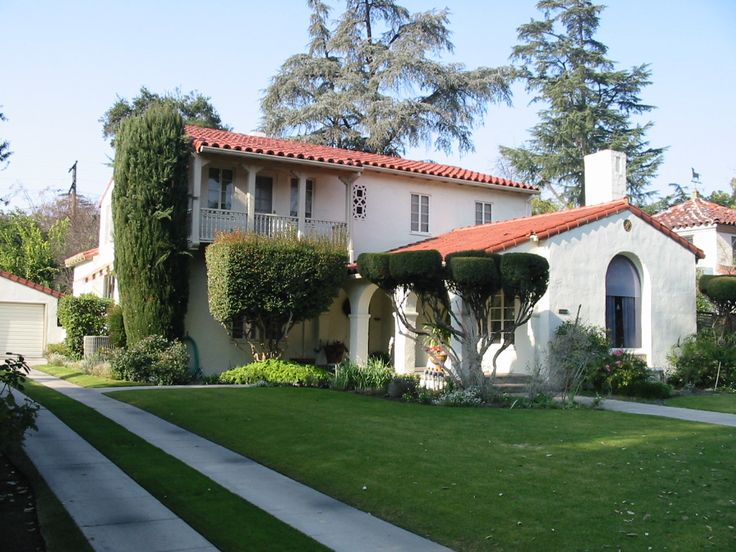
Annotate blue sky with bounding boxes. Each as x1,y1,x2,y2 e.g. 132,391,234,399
1,0,734,209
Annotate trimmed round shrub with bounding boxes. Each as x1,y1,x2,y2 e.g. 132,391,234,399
357,253,396,291
389,250,443,293
218,360,329,387
448,256,501,296
110,335,190,385
500,253,549,300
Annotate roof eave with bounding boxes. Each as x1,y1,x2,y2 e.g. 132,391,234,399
197,146,364,174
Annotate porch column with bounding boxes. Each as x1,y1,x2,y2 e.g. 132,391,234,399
189,155,209,247
392,290,418,373
339,173,361,263
292,171,307,240
243,164,262,232
346,278,377,365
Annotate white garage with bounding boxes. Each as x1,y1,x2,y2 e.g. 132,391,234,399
0,270,65,359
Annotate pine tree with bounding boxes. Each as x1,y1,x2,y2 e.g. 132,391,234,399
500,0,664,206
112,104,190,343
0,110,11,169
261,0,513,156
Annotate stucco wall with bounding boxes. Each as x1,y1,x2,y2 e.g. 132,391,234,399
350,171,532,256
0,276,65,347
497,211,697,372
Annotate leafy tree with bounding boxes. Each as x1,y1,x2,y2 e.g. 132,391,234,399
261,0,512,156
32,194,100,292
500,0,664,206
1,355,38,452
112,104,190,344
101,86,229,146
707,178,736,208
0,212,61,288
358,249,549,390
0,110,11,169
206,233,347,359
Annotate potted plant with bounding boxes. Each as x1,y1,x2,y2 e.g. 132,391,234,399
423,324,450,369
322,340,347,364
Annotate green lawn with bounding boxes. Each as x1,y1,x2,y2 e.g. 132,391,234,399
111,387,736,552
22,382,326,552
666,393,736,414
34,363,144,388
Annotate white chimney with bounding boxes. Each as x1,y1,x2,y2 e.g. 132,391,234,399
584,149,627,206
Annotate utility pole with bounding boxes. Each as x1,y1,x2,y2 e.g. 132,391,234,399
68,160,77,223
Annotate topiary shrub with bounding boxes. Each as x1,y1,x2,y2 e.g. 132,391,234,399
106,304,126,348
447,256,501,297
58,294,113,358
206,233,347,359
356,253,396,292
110,335,190,385
388,250,444,294
620,380,672,399
218,360,329,387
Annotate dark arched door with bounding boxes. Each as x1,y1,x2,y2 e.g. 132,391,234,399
605,255,641,348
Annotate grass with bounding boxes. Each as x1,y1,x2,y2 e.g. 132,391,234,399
34,363,143,388
4,446,93,552
666,392,736,414
22,381,327,552
111,387,736,552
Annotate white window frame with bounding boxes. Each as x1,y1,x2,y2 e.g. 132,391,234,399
475,201,492,225
410,193,430,234
290,178,314,219
207,167,234,210
490,291,515,344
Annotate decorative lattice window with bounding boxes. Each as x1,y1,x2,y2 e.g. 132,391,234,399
352,184,367,220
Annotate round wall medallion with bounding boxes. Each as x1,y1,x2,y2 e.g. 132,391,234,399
623,219,632,232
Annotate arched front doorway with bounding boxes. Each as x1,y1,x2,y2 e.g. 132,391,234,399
605,255,641,348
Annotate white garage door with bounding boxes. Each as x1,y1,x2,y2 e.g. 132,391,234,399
0,302,45,358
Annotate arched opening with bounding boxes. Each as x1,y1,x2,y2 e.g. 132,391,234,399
368,289,395,361
605,255,641,348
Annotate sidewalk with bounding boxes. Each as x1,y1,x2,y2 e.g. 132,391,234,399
15,386,217,552
26,370,451,552
582,395,736,427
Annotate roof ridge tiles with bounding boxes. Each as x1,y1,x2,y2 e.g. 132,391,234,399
185,125,536,192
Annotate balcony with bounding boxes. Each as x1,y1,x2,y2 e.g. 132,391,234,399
198,208,348,248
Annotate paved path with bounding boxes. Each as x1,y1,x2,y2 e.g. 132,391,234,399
26,370,451,552
14,386,217,552
573,394,736,427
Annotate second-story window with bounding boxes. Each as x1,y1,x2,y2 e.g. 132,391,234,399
411,193,430,233
207,168,233,210
290,178,314,218
475,201,492,225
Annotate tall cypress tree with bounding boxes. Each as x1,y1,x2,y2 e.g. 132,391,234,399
500,0,664,207
112,104,190,343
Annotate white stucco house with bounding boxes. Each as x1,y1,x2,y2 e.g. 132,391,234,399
68,127,701,375
392,151,702,372
653,192,736,275
0,270,65,358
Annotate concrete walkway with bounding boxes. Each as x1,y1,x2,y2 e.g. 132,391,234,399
588,396,736,427
14,387,217,552
25,370,451,552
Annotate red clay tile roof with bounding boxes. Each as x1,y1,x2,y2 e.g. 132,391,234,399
653,193,736,229
392,199,705,259
0,270,63,299
64,247,99,268
186,125,537,192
